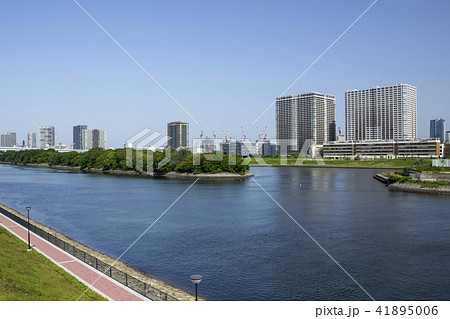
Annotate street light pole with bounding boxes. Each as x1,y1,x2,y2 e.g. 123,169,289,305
195,283,198,301
190,275,203,301
26,206,31,250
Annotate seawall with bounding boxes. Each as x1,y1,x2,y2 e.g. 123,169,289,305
250,164,399,169
0,162,252,180
0,203,201,301
387,182,450,195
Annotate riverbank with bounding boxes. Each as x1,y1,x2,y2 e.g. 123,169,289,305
388,182,450,195
0,203,201,301
249,157,429,168
0,148,250,177
374,170,450,195
251,164,399,169
0,162,253,180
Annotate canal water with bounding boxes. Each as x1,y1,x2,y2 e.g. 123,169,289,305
0,164,449,300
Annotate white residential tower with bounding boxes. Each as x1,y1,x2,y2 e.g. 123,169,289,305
345,83,417,141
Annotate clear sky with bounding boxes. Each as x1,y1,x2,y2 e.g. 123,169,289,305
1,0,449,147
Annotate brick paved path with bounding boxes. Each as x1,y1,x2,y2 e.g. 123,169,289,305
0,213,148,301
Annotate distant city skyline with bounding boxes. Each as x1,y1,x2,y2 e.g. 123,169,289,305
1,1,449,147
2,105,449,150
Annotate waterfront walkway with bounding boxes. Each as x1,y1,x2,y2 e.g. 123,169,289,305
0,213,148,301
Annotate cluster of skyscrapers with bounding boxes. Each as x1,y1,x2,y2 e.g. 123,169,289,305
0,125,106,150
0,128,53,149
276,83,448,159
73,125,107,150
276,83,418,150
160,83,441,159
1,82,447,159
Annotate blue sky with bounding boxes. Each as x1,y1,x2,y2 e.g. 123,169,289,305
1,0,449,147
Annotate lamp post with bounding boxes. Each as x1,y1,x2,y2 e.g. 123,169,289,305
26,206,31,250
190,275,203,301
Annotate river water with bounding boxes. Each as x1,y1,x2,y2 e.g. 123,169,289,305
0,164,449,300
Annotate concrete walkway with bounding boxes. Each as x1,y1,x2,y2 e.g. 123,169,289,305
0,213,148,301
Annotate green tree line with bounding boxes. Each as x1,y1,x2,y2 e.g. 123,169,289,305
0,148,249,175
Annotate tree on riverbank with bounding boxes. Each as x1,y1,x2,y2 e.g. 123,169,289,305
0,148,250,175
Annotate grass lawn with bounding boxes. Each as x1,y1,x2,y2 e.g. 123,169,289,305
383,171,450,188
249,157,430,167
0,226,107,301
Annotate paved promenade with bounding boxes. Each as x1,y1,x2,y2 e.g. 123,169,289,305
0,213,148,301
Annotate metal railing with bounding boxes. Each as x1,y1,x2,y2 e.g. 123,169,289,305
0,207,177,301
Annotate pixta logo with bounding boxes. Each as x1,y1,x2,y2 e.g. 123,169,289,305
126,128,325,171
125,128,171,174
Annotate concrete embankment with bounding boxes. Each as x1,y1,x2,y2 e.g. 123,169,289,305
0,203,201,301
155,171,253,180
373,169,450,195
387,182,450,195
251,164,399,169
0,162,252,180
373,174,390,184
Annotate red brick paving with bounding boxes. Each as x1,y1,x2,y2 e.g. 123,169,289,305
0,214,147,301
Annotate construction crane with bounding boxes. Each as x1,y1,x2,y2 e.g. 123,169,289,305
212,126,221,139
338,122,345,136
221,126,231,143
55,133,63,147
226,127,231,143
256,126,268,142
256,126,263,142
241,126,246,142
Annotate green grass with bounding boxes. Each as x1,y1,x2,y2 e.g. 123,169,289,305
0,226,107,301
249,157,429,167
413,166,450,173
384,172,450,189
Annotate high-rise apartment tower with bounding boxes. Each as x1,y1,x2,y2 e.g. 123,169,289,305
39,126,55,148
1,132,17,147
27,132,36,148
430,118,446,143
73,125,88,149
167,121,189,149
276,92,336,153
84,129,106,150
345,83,417,141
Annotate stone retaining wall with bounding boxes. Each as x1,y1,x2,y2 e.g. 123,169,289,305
0,203,200,301
387,182,450,195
